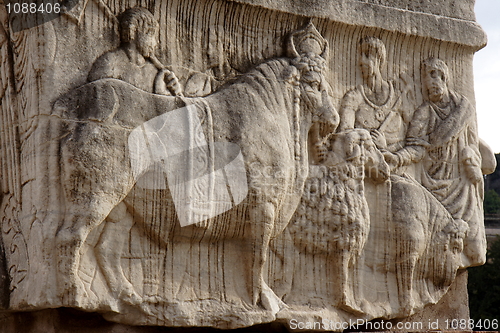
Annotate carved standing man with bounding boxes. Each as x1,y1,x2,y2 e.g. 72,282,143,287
386,58,485,267
88,7,182,96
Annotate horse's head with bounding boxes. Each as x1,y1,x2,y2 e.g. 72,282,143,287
290,54,339,133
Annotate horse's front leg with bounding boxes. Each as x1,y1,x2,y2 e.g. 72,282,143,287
56,212,99,304
95,201,141,305
249,201,285,314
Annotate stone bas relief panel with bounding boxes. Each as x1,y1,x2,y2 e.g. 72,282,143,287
0,0,496,330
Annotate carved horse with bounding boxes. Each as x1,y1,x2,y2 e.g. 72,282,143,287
50,55,338,311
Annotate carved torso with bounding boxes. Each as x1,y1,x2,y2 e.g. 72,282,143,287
350,82,406,152
88,48,158,93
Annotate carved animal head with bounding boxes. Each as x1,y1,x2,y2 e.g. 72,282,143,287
443,218,469,254
289,54,339,132
322,129,390,183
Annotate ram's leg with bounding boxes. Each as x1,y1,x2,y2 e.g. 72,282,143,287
333,248,362,315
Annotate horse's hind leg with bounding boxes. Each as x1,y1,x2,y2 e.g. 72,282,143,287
249,201,285,314
95,201,141,305
56,227,84,303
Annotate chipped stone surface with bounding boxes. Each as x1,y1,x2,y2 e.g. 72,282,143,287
0,0,494,331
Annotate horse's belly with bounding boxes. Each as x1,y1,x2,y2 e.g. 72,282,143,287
124,184,251,243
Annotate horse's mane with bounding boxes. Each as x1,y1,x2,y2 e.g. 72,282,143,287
229,58,296,115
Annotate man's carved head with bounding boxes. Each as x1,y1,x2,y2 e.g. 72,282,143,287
359,36,386,77
422,58,449,103
119,7,159,57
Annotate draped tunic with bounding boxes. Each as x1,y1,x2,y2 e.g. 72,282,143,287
394,91,485,266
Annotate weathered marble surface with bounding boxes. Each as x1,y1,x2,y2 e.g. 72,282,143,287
0,0,494,330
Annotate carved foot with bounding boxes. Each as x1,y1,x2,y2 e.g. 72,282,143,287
58,276,87,306
137,295,169,318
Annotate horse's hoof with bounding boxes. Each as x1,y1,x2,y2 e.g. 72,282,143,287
59,278,87,306
339,300,364,315
121,289,142,306
260,289,286,315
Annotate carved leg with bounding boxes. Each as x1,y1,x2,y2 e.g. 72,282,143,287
95,201,141,305
335,249,348,307
56,222,89,304
392,179,427,317
268,229,295,299
337,250,363,315
249,202,285,314
142,239,166,303
395,221,422,317
396,255,417,317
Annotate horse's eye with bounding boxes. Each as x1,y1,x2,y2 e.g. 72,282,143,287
310,81,320,91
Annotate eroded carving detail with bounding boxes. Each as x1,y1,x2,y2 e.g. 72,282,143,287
0,2,494,330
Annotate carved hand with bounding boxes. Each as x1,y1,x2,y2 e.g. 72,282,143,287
465,164,482,184
155,69,183,96
370,129,387,150
314,141,328,162
383,151,398,168
462,147,482,183
164,70,183,96
463,159,482,183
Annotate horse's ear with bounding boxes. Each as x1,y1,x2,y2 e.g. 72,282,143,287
286,32,300,58
321,39,329,60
